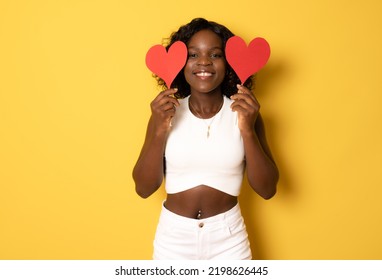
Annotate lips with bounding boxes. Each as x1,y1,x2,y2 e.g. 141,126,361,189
193,70,214,77
196,72,212,77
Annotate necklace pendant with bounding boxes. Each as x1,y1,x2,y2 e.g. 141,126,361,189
207,126,210,138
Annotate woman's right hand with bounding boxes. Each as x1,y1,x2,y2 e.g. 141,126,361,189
150,88,180,135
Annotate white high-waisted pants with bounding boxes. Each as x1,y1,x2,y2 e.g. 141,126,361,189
153,202,252,260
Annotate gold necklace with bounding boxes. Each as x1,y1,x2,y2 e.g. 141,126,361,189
189,97,224,138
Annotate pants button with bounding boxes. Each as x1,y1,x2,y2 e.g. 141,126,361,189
199,222,204,228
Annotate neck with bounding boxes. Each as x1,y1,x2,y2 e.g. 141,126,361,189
189,93,224,118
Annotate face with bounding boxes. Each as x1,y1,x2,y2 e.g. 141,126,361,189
184,29,226,95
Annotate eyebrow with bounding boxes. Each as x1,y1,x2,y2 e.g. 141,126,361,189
187,46,223,51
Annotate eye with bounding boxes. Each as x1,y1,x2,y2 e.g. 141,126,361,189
188,53,198,58
210,53,223,59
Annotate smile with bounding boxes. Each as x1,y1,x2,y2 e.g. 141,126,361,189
194,71,213,77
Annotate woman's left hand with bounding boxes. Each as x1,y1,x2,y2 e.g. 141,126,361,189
230,84,260,134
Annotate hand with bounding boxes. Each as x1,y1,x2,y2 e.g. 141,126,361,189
150,88,180,134
230,84,260,134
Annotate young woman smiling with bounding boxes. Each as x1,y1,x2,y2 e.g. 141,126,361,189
133,18,278,260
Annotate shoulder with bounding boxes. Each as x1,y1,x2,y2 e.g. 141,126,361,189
177,96,189,108
170,96,190,127
221,95,235,115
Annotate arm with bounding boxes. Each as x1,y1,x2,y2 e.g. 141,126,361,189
230,85,279,199
132,88,179,198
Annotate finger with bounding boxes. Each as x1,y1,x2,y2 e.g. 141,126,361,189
231,103,253,118
159,88,179,98
154,89,180,107
231,100,254,113
236,84,259,103
231,92,253,102
160,101,177,112
233,86,259,106
231,94,258,109
236,84,252,95
155,88,178,101
157,95,179,108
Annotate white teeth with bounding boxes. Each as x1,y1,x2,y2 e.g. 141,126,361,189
196,72,212,77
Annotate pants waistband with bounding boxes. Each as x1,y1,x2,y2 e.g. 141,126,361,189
159,201,242,229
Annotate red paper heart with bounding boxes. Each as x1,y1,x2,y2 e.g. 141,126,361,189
225,36,271,84
145,41,187,88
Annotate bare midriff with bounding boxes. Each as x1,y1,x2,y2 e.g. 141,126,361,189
164,185,237,219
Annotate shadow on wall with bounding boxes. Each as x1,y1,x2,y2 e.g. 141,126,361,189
239,59,294,259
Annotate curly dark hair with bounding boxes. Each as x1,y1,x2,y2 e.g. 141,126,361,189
155,18,254,99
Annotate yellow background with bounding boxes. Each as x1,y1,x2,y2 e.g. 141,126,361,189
1,0,381,259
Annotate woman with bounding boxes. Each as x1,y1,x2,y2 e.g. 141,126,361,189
133,18,279,260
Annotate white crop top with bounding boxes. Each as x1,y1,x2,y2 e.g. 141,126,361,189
164,95,245,196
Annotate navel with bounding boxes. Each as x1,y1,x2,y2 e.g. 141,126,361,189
196,210,202,219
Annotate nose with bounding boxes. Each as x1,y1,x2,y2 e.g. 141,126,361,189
196,55,212,66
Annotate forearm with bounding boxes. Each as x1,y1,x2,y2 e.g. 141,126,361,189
133,89,179,198
230,85,278,198
132,123,168,198
242,130,279,199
